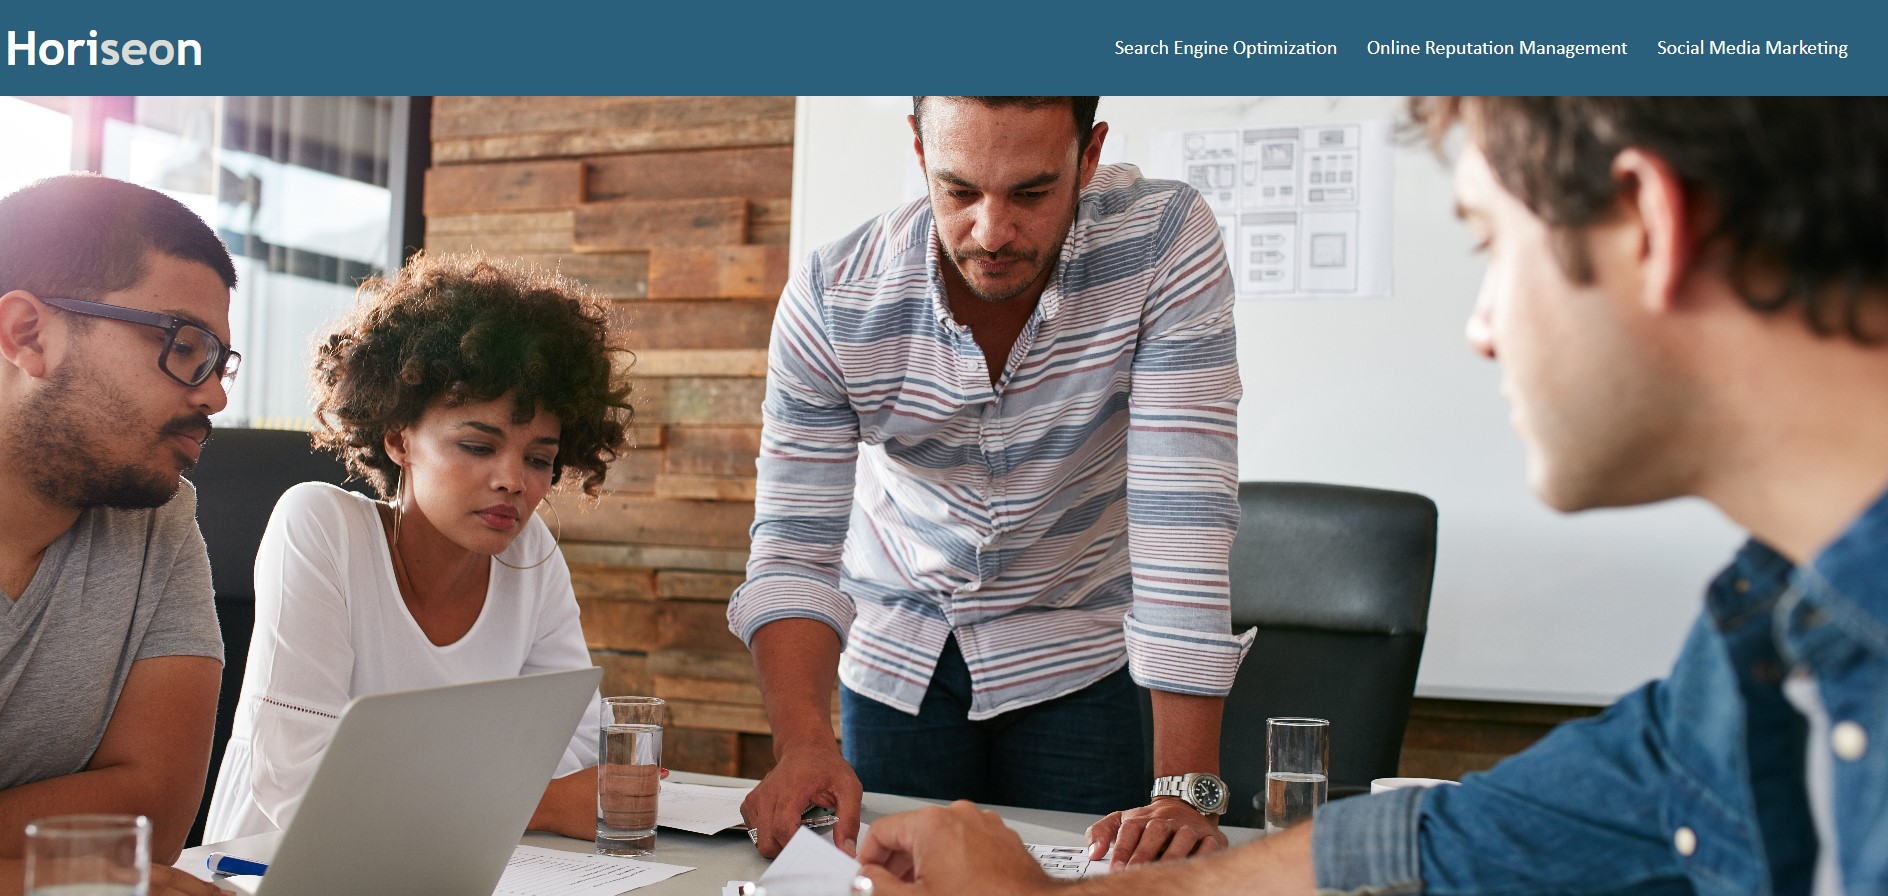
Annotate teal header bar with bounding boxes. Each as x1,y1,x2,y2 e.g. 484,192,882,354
0,0,1877,94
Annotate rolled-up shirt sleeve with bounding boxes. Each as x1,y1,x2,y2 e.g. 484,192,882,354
1313,787,1427,895
727,254,861,646
1121,189,1254,696
1316,678,1698,895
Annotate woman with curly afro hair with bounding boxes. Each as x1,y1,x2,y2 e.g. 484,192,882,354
206,253,637,843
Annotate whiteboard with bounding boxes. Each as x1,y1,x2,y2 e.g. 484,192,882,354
791,96,1744,706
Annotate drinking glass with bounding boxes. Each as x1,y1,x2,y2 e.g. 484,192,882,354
24,814,149,896
597,696,665,856
1264,717,1329,833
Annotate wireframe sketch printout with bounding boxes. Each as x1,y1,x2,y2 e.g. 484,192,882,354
1151,119,1395,300
495,845,693,896
1026,843,1114,879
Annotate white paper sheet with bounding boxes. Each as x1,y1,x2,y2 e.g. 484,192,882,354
735,821,1109,892
494,845,693,896
658,780,752,834
754,825,860,896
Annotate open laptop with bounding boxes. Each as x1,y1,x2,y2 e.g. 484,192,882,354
216,667,601,895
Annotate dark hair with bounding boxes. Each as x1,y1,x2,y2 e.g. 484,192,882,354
310,252,633,497
912,96,1102,159
0,174,237,306
1409,97,1888,342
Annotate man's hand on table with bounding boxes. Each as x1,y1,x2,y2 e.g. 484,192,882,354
855,801,1056,896
860,801,1318,896
740,742,861,859
1086,796,1227,867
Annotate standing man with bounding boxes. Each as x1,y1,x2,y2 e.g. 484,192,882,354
0,174,239,896
729,96,1251,860
855,96,1888,895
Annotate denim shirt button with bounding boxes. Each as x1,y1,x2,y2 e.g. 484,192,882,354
1833,721,1868,761
1732,577,1751,593
1673,826,1698,857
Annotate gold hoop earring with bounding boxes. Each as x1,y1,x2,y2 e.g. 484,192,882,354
389,466,407,547
494,497,562,570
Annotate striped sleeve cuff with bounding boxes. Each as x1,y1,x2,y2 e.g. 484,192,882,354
1121,611,1257,696
726,574,856,647
1312,788,1425,896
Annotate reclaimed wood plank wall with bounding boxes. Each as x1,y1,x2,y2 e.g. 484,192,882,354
423,96,826,778
1398,698,1600,781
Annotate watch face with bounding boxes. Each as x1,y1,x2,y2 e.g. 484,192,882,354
1193,775,1225,810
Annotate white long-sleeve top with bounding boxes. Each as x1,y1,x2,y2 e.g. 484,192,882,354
204,482,601,842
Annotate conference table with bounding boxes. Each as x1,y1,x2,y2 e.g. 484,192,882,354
178,771,1265,894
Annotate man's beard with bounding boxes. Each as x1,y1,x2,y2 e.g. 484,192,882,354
10,364,208,510
946,245,1057,304
942,196,1078,304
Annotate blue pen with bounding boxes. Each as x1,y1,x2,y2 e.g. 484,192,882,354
206,852,269,876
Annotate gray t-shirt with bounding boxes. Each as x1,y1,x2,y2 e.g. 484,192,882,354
0,479,223,790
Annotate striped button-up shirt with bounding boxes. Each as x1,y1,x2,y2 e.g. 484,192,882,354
729,164,1253,719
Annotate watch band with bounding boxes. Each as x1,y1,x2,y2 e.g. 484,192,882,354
1150,772,1229,815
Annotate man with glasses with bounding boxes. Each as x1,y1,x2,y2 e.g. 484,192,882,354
0,174,237,896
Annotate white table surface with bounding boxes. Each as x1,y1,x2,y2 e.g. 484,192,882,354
178,771,1263,894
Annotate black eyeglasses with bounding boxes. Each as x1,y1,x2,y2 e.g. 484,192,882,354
41,296,242,388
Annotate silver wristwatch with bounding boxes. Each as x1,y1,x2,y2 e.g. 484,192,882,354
1150,772,1229,815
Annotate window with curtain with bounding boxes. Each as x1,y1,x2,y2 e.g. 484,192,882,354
98,96,399,429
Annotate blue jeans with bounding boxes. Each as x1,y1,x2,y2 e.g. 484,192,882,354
841,636,1146,815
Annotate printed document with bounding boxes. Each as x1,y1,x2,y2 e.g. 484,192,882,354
494,844,693,896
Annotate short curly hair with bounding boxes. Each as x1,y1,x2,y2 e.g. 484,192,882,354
311,252,633,497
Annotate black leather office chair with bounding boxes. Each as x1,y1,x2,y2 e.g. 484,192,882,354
1142,481,1438,828
182,427,366,846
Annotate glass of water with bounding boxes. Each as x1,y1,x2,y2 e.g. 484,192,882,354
598,696,665,856
24,814,149,896
1264,717,1330,833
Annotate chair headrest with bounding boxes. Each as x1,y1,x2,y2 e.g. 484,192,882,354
1229,481,1438,635
184,428,363,599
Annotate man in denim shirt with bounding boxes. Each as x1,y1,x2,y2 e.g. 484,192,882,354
851,97,1888,896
